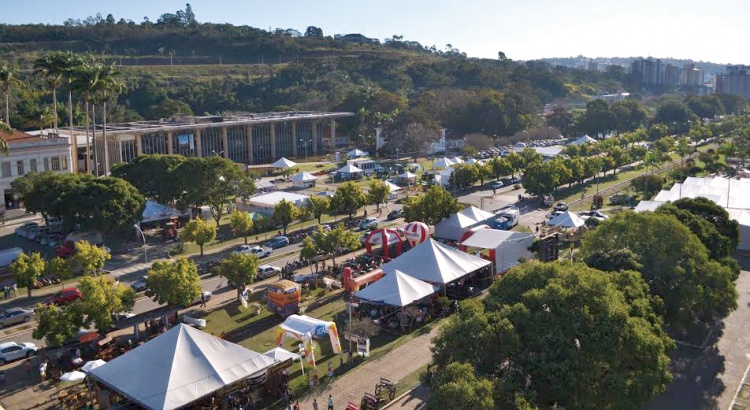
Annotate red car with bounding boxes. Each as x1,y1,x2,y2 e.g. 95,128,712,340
47,288,82,306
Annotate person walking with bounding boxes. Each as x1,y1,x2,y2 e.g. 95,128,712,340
200,292,207,307
312,398,319,410
327,395,334,410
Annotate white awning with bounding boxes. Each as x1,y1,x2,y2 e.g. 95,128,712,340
380,239,490,284
271,157,297,168
355,270,438,307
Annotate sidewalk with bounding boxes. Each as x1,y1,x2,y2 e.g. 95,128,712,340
297,325,440,409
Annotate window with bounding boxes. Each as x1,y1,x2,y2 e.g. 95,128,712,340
61,156,68,170
51,157,60,171
1,162,10,178
29,159,37,172
16,161,24,176
43,158,49,171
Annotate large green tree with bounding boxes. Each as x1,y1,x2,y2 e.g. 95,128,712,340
307,195,330,224
145,258,202,309
403,185,459,225
180,218,216,256
331,181,366,219
218,253,259,298
33,303,85,348
429,362,495,409
432,261,674,409
579,212,738,327
313,223,361,266
229,210,254,244
73,240,111,276
367,179,390,212
671,197,740,250
0,64,24,125
77,276,135,332
10,252,46,299
111,154,187,204
273,199,298,235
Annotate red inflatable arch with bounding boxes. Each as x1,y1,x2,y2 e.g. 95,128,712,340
364,228,404,261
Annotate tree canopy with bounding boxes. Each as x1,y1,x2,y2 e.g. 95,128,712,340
273,199,298,235
145,258,201,309
218,253,259,298
331,182,366,219
180,218,216,256
402,185,459,225
229,211,254,244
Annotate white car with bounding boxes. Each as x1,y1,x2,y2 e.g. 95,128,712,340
257,265,281,280
580,210,609,221
14,222,38,237
233,245,271,258
0,341,37,365
130,276,149,292
193,290,213,305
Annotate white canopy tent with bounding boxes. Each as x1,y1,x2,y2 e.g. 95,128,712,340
464,158,478,165
460,229,534,274
548,211,587,229
347,149,369,159
450,156,463,164
460,206,495,223
398,171,417,179
433,157,454,169
385,181,402,192
264,347,301,362
380,239,491,285
354,270,439,307
434,212,483,241
290,171,318,187
337,164,364,174
141,200,186,224
89,324,276,410
271,157,298,169
570,135,597,146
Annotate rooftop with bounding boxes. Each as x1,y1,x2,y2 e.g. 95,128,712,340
65,111,354,136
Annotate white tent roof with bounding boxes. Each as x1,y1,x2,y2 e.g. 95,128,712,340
399,171,417,179
460,206,495,222
633,200,664,212
434,212,482,241
433,157,454,168
89,324,276,410
278,315,334,338
290,171,318,182
248,192,309,208
460,230,534,273
354,270,438,307
264,347,301,362
271,157,297,168
571,135,597,146
548,210,587,228
464,158,478,165
385,181,402,192
337,164,364,174
380,239,491,284
450,157,464,164
347,149,369,158
141,200,185,224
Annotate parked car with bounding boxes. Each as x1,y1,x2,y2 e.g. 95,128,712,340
0,341,37,365
0,308,34,328
46,235,64,248
112,312,136,322
14,222,38,237
386,210,403,221
29,227,54,241
233,245,271,258
359,217,378,230
257,265,282,280
130,276,149,292
554,202,569,212
47,288,82,305
193,290,212,305
265,236,290,249
47,216,63,228
580,210,609,221
491,181,504,190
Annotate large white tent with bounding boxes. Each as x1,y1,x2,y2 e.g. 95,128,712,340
548,211,587,229
460,229,534,273
89,324,276,410
355,270,438,307
433,157,454,169
570,135,597,146
460,206,495,223
271,157,297,169
337,164,364,174
385,181,402,193
290,171,318,187
347,149,369,159
380,239,491,285
434,212,483,241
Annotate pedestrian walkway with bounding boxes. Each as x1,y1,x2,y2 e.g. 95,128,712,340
385,385,429,410
297,325,440,409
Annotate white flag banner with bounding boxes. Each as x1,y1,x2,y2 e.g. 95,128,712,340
239,288,249,308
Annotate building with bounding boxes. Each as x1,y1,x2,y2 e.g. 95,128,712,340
65,111,353,175
716,65,750,100
662,64,680,86
592,93,630,103
0,130,73,211
631,57,662,85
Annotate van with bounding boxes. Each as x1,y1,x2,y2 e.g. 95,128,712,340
197,206,212,221
498,208,520,229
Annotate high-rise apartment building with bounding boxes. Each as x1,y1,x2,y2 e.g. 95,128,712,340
716,65,750,100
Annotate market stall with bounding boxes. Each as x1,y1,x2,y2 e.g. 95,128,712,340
354,270,438,307
459,229,534,274
379,239,491,285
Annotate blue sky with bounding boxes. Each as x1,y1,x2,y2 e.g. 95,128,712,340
2,0,748,64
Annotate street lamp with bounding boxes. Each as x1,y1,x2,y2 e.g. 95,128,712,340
211,150,224,157
133,224,148,263
299,139,308,159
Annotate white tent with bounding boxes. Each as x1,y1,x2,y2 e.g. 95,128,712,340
433,157,454,169
460,229,534,273
264,347,301,362
290,171,318,188
460,206,495,223
385,181,402,192
380,239,491,284
548,211,587,229
398,171,417,179
434,212,482,241
347,149,369,159
354,270,438,307
337,164,364,174
450,156,463,164
89,324,276,410
570,135,597,146
271,157,297,168
141,200,186,224
464,158,478,165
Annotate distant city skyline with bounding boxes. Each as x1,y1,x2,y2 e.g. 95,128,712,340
2,0,749,65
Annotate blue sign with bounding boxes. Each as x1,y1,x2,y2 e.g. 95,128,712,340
178,134,194,150
314,324,327,338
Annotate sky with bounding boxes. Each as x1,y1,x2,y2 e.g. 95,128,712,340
2,0,749,65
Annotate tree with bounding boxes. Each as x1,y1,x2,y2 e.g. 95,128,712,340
403,185,459,226
174,156,255,227
505,151,524,177
429,362,495,409
367,179,390,212
433,261,674,409
583,248,642,272
73,240,111,276
656,203,734,260
33,303,85,347
77,275,135,332
11,252,45,299
218,253,259,298
34,52,69,129
653,101,696,132
314,224,361,267
449,164,479,188
180,219,216,256
47,257,73,290
307,195,330,224
475,163,492,185
489,157,512,179
145,258,201,309
331,181,366,219
672,197,740,250
304,26,323,37
300,235,319,262
273,199,299,235
111,154,187,204
0,64,24,125
631,174,665,200
229,211,254,244
579,212,737,327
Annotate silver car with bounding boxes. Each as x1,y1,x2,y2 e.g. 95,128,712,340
0,341,37,365
0,308,34,328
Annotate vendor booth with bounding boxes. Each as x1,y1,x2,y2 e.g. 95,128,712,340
271,157,297,169
274,315,342,367
354,270,438,307
385,181,401,199
88,324,276,410
459,229,534,274
548,211,587,229
380,239,491,285
290,171,318,188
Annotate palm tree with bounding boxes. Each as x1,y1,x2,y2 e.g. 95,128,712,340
33,53,67,130
34,106,55,134
95,64,125,175
0,120,12,154
0,65,24,125
61,53,85,172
